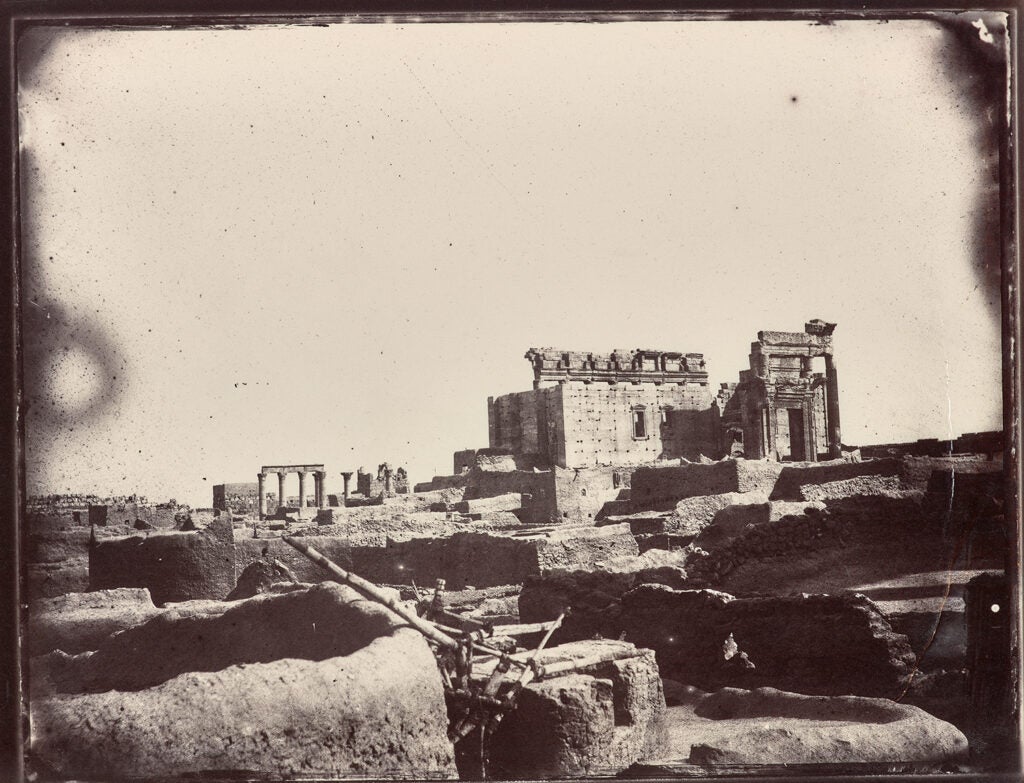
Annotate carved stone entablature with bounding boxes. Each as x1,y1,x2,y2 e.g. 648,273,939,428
524,347,709,388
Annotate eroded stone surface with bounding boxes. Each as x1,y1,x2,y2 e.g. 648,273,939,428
32,631,457,779
483,641,666,778
640,687,968,768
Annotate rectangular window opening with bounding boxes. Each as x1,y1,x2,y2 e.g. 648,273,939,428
632,410,647,439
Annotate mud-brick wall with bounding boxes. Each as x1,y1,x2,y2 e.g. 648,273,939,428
768,458,902,500
89,520,236,605
552,466,628,525
630,460,782,509
237,532,541,591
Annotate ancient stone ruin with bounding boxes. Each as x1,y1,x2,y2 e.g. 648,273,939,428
23,318,1013,779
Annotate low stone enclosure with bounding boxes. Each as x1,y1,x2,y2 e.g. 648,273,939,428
26,449,1007,777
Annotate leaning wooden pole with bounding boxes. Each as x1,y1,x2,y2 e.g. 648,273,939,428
282,535,459,651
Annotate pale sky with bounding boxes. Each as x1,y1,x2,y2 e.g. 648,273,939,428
18,18,1007,506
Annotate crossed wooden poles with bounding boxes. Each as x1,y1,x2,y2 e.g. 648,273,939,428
282,536,637,751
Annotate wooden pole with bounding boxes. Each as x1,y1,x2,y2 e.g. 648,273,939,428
282,535,459,651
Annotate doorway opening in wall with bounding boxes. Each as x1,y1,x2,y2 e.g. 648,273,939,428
787,408,806,461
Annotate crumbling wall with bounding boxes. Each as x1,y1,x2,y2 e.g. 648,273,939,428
240,526,637,592
630,460,782,509
551,465,628,524
685,494,931,587
769,458,903,500
89,519,236,605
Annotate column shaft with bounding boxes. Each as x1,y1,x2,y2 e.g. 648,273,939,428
298,471,308,508
278,472,288,512
257,473,267,519
825,355,842,458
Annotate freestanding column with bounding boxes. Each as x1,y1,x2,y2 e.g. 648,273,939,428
313,471,324,508
341,472,353,504
319,471,329,508
277,471,288,512
257,473,267,519
825,354,842,458
298,471,309,508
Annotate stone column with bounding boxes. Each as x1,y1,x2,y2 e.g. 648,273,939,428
341,472,353,504
825,354,842,458
315,471,327,508
298,471,309,508
278,471,288,512
257,473,267,519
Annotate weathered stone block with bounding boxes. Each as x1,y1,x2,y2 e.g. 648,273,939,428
484,641,666,778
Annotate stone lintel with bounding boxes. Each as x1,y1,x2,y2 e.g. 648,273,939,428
261,463,326,474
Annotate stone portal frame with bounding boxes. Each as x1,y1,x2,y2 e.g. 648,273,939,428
719,320,841,462
257,463,327,519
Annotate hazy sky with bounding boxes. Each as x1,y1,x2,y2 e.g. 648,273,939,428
18,18,1006,505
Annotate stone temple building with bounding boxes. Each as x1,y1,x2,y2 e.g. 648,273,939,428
488,348,719,468
485,320,840,470
717,320,841,461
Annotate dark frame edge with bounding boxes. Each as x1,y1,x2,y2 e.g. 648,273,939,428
1,5,1021,783
2,7,24,783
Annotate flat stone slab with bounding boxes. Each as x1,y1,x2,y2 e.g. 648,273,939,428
641,687,968,768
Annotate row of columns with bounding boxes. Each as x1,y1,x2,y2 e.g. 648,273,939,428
256,470,354,519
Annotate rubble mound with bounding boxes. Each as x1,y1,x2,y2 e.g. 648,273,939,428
638,687,968,769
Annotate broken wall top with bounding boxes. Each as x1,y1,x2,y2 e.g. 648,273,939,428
524,347,708,387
